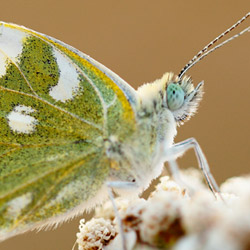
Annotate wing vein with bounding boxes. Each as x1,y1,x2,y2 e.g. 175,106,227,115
0,48,39,97
0,85,102,130
0,140,98,182
0,148,99,200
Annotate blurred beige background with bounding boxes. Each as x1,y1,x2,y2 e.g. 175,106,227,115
1,1,249,249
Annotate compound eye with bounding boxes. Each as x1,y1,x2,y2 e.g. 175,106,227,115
167,83,185,110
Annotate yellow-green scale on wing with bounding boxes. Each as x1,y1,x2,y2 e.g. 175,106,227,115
0,22,137,238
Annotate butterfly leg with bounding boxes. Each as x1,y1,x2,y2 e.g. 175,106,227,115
106,181,138,250
167,159,196,195
163,137,220,196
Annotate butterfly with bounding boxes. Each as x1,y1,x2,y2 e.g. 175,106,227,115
0,13,249,243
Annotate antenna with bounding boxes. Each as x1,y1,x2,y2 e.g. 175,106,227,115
179,13,250,79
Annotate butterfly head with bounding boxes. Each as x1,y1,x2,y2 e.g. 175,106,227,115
137,72,204,126
166,74,204,125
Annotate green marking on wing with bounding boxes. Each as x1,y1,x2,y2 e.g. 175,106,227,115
0,60,33,94
18,36,60,97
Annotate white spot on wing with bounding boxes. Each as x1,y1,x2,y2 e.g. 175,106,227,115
7,105,38,134
49,49,80,102
46,152,69,162
0,24,27,62
6,193,32,218
55,181,80,201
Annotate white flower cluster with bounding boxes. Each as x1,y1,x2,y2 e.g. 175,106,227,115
76,169,250,250
76,218,116,250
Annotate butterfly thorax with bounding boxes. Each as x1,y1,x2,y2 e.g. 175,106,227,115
106,73,204,194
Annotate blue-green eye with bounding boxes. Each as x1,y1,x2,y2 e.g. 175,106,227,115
167,83,185,110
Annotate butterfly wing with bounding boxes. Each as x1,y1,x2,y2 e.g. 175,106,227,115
0,22,137,240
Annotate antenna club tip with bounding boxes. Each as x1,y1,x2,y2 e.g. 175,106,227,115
199,80,204,86
196,81,204,90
